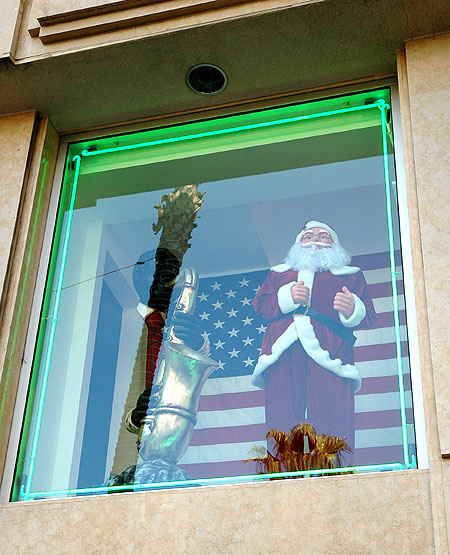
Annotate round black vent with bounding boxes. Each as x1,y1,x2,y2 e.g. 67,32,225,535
186,64,227,95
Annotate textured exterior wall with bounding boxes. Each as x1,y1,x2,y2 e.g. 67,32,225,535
18,0,320,62
400,32,450,550
0,470,435,554
0,117,59,480
0,113,36,302
0,111,36,478
0,0,22,59
404,33,450,459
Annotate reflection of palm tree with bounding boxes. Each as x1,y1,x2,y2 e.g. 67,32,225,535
130,185,204,398
110,186,205,487
247,424,350,475
143,185,204,389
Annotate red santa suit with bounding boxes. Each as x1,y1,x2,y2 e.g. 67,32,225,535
252,263,376,455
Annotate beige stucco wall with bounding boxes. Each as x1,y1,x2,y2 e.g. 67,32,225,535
0,111,36,480
400,32,450,549
0,470,437,554
17,0,320,62
0,0,22,59
0,116,59,479
0,112,36,296
403,33,450,459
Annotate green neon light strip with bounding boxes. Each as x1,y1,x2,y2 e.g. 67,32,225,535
378,101,410,468
80,102,383,158
23,155,82,498
22,463,405,500
12,162,77,501
19,94,413,501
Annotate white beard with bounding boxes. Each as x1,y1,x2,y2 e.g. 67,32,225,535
284,242,351,272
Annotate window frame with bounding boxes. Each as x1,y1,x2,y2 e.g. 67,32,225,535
0,82,428,502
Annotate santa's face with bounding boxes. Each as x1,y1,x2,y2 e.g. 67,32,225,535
299,227,333,249
284,226,350,272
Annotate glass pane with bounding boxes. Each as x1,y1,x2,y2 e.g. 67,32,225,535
13,89,416,501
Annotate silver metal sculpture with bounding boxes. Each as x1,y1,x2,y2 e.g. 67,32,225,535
108,184,214,488
130,268,218,485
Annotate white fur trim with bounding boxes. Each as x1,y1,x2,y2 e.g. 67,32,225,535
297,269,314,291
251,323,298,388
329,265,360,275
271,263,291,273
137,303,153,319
339,294,366,328
251,316,361,391
253,266,361,390
270,264,360,275
277,281,300,314
293,316,361,391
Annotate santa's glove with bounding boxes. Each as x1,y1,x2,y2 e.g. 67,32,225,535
130,387,161,428
169,312,204,351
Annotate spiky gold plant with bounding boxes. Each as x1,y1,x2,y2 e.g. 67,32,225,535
129,183,205,421
246,423,350,476
153,184,204,259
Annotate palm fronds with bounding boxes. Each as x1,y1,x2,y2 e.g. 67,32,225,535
245,423,351,477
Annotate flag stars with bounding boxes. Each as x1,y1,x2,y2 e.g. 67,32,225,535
228,348,240,358
198,277,268,371
214,339,225,350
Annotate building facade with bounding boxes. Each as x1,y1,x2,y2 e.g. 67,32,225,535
0,1,449,553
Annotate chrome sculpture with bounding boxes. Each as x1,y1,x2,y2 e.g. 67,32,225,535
108,184,214,487
130,268,218,484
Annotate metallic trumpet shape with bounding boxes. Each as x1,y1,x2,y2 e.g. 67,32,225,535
138,341,218,464
133,267,218,483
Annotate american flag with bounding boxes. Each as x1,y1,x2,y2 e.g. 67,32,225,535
177,251,415,479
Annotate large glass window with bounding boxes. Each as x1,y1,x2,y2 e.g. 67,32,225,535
12,89,416,501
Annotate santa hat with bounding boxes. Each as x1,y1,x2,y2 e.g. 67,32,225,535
295,220,339,244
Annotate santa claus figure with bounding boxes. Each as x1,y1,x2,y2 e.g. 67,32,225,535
252,221,376,458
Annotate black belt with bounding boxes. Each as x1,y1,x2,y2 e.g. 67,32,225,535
276,305,356,345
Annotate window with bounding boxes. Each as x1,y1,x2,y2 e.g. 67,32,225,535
11,89,417,501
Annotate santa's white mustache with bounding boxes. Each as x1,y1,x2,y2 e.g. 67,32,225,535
301,241,331,248
284,240,351,271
